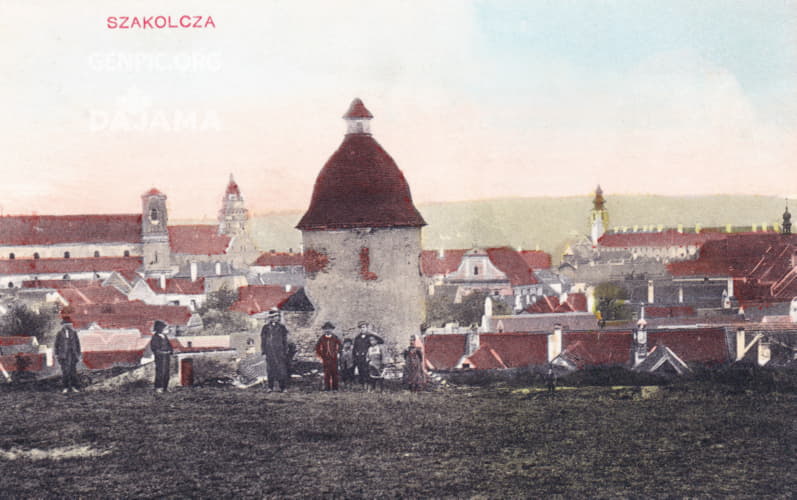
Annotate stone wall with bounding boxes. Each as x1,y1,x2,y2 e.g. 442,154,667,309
302,227,425,349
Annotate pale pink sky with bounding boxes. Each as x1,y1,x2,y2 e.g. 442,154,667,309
0,1,795,219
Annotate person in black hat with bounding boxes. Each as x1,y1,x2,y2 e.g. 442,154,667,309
261,309,290,392
353,321,383,387
149,320,173,393
54,316,81,393
315,322,341,391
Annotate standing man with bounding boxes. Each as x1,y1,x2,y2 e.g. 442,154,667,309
149,320,173,393
54,316,81,393
315,322,341,391
261,309,290,392
353,321,383,387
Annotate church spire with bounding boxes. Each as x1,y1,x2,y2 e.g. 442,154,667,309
590,185,609,245
783,199,791,235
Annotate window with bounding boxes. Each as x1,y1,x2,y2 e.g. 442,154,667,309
63,251,70,258
150,208,159,221
62,274,70,280
33,253,39,259
94,251,100,257
8,253,14,260
7,282,13,288
123,250,130,257
473,266,480,276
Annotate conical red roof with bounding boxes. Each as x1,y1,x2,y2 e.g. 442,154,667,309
297,134,426,230
343,98,373,119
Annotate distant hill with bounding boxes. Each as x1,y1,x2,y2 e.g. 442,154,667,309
240,194,788,262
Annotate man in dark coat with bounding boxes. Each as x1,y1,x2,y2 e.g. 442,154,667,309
261,310,290,392
353,321,383,386
149,320,173,393
54,317,81,393
315,322,341,391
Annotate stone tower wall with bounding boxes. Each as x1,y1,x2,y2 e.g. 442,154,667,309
301,227,425,351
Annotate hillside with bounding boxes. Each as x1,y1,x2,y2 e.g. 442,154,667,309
244,194,788,261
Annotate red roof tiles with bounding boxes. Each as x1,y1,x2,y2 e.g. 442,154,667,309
343,98,373,119
0,257,142,275
253,252,304,267
145,277,205,295
58,285,129,306
229,285,293,315
647,328,729,365
562,331,633,367
420,250,467,276
423,334,466,370
519,250,552,270
168,225,230,255
485,247,538,286
599,230,726,249
297,133,426,230
463,345,507,370
66,301,193,336
480,332,548,367
0,214,141,246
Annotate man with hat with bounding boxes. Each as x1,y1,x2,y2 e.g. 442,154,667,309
54,316,81,393
149,320,173,393
315,322,341,391
261,309,290,392
353,321,383,387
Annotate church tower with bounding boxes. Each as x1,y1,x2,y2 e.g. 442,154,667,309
782,202,791,236
297,99,427,348
219,174,249,236
590,185,609,245
141,188,172,274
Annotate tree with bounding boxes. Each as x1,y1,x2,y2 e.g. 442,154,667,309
0,303,58,343
594,282,631,321
426,290,511,328
198,287,253,334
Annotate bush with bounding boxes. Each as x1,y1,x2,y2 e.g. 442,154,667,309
0,303,58,343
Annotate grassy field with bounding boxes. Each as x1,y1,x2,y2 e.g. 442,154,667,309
0,378,794,499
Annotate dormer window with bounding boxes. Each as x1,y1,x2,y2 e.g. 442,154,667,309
150,208,159,222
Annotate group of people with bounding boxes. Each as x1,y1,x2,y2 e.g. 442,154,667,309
52,310,427,394
315,321,427,392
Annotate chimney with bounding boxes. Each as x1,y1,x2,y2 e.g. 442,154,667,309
438,248,444,258
762,222,768,232
727,278,734,299
547,324,563,362
695,223,701,233
678,286,684,303
190,261,198,282
736,327,746,361
677,224,683,233
215,262,222,275
757,338,771,366
285,284,292,293
633,318,648,366
647,280,655,304
725,224,732,233
465,329,479,356
159,274,166,289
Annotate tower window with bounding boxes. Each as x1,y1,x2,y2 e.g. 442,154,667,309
473,266,480,276
7,282,13,288
94,251,100,257
124,250,130,257
8,253,14,260
33,252,39,259
63,252,70,259
150,208,159,221
62,274,70,280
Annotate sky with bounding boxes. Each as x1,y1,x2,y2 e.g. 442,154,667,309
0,0,795,219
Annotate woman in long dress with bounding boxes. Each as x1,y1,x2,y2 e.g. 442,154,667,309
402,335,426,392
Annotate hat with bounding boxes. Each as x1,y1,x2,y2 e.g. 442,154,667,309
267,309,280,319
61,316,72,325
321,321,335,330
357,321,368,328
153,320,167,334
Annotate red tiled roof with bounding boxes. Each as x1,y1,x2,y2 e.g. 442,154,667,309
669,234,797,278
296,132,426,230
463,345,507,370
146,277,205,295
562,331,632,367
599,230,726,249
58,285,129,306
225,178,241,196
519,250,552,270
423,334,466,370
420,250,467,276
343,98,373,119
567,293,588,312
253,252,304,267
480,332,548,367
65,302,193,336
0,336,36,347
647,328,729,365
82,350,144,370
486,247,538,286
229,285,293,315
645,306,696,319
0,214,141,246
168,225,230,255
143,188,165,197
0,257,142,276
490,313,599,333
0,353,44,372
